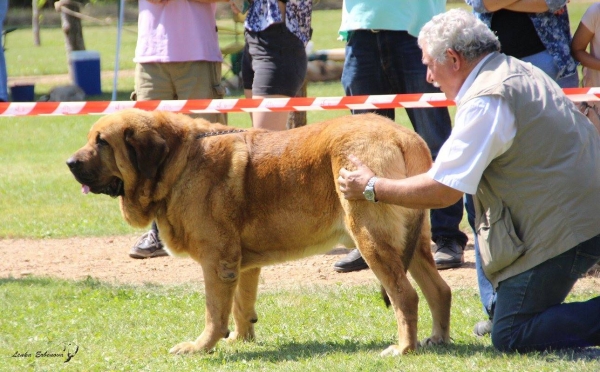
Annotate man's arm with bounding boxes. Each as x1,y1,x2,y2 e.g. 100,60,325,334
479,0,520,12
338,155,464,210
189,0,229,3
482,0,568,13
572,22,600,71
148,0,228,3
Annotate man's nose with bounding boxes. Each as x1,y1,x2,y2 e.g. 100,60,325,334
426,70,434,84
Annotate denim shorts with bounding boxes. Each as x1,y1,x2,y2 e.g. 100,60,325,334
242,23,307,97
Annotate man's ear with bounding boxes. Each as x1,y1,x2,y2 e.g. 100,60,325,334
124,128,169,179
447,48,461,71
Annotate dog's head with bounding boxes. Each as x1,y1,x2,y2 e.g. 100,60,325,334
66,109,171,198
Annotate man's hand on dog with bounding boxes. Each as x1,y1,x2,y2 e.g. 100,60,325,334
338,155,375,200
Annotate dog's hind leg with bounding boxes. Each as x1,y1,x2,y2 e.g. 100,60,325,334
228,267,261,342
407,220,451,346
355,235,420,356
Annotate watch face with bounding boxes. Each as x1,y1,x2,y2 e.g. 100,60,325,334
364,189,375,201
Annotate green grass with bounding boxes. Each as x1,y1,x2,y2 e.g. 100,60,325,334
0,115,139,238
1,277,598,371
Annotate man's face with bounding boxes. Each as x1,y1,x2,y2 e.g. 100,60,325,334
422,48,461,100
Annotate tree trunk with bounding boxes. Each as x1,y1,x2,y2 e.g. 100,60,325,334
32,0,41,46
286,79,308,129
56,0,86,80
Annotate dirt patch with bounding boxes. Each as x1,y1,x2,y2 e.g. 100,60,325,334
2,235,598,294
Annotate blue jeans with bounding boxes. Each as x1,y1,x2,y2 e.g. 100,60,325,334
0,0,8,102
523,50,579,89
342,30,466,246
492,235,600,352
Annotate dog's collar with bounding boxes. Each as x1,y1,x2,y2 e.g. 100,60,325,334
195,129,246,139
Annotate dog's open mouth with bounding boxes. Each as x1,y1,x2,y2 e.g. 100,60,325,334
82,177,124,198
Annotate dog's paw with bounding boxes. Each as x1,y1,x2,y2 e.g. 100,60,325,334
226,329,255,343
380,344,415,357
418,336,447,348
169,341,210,355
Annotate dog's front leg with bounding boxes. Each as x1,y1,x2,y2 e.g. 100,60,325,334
228,267,261,342
170,259,240,355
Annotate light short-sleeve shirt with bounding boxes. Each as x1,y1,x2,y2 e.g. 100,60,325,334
338,0,446,40
134,0,222,64
427,55,517,195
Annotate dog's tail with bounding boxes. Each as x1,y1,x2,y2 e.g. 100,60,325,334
381,285,391,308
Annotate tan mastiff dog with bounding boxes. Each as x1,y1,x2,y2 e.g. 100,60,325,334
66,109,451,356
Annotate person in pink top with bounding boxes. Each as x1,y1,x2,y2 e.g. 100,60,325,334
129,0,228,259
572,2,600,134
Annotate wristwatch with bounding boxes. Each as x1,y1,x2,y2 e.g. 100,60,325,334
363,176,379,202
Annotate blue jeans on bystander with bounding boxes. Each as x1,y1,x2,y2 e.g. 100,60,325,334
0,0,8,102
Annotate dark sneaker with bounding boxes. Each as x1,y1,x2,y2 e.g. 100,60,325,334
433,237,464,270
587,263,600,277
473,320,493,337
129,230,169,259
333,248,368,273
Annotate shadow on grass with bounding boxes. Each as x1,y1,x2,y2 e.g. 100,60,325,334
419,342,600,363
0,276,60,287
0,275,164,291
199,339,600,364
199,340,495,364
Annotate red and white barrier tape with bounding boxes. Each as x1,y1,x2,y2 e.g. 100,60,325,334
1,88,599,117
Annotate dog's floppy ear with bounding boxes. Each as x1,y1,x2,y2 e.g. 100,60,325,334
124,128,169,179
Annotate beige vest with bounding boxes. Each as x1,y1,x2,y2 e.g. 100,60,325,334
459,53,600,287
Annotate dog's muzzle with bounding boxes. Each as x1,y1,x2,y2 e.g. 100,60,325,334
66,157,125,198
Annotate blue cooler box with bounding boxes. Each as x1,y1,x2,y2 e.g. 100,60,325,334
10,84,35,102
70,50,101,96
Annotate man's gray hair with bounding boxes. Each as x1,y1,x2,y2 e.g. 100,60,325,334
418,8,500,63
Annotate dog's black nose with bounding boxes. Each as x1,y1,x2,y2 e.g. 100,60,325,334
66,157,80,170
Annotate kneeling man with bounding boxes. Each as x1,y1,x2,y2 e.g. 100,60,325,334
338,9,600,352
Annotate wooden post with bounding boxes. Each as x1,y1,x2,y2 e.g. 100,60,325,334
55,0,86,80
286,79,308,129
32,0,41,46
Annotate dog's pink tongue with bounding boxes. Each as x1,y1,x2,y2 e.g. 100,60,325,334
81,185,90,195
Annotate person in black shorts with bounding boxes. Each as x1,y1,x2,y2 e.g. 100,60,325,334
237,0,312,131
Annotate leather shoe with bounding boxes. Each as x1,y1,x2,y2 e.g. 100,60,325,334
333,248,368,273
433,237,464,270
129,230,169,259
473,319,493,337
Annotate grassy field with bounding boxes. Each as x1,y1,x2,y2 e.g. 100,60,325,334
1,278,598,372
1,5,599,371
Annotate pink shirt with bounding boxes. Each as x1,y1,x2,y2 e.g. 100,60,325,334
134,0,223,63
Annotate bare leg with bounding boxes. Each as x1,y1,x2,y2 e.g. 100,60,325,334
252,94,290,131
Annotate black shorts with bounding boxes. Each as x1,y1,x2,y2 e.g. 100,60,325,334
242,23,307,97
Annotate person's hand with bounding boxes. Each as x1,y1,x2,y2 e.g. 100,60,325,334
338,155,376,200
230,0,242,14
